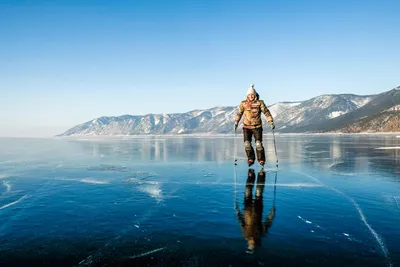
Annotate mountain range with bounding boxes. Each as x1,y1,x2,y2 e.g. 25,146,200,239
57,86,400,136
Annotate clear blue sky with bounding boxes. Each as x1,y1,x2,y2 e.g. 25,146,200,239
1,0,399,137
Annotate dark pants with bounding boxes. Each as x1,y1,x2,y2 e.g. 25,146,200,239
243,127,265,162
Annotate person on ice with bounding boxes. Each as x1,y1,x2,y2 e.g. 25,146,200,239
234,84,275,167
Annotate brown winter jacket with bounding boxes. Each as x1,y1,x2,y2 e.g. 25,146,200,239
235,99,274,129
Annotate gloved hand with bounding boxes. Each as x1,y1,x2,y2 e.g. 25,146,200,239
270,122,275,130
234,121,238,131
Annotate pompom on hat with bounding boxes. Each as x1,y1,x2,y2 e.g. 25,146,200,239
247,84,256,96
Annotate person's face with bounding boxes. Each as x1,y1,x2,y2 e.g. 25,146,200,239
248,94,255,101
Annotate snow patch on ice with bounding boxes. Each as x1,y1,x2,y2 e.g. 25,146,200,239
128,247,165,259
80,178,109,184
0,195,28,210
139,184,163,202
298,215,324,229
58,178,109,184
3,181,11,193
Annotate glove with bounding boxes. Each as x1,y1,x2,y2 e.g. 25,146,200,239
234,121,238,131
270,122,275,130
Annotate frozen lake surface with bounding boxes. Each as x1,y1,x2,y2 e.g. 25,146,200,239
0,134,399,266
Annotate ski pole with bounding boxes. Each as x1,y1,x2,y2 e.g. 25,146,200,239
234,128,238,165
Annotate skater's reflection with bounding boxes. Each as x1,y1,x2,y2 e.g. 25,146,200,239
235,168,276,254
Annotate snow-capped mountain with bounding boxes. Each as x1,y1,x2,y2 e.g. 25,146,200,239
58,107,238,136
305,87,400,133
333,108,400,133
57,88,399,136
269,94,374,132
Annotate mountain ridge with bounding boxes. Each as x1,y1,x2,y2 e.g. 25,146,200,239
57,87,399,136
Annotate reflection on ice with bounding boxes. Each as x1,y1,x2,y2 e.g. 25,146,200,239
235,169,277,254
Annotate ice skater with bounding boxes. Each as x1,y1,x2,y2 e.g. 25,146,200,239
234,84,275,167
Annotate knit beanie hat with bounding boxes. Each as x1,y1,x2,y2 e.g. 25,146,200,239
247,84,256,96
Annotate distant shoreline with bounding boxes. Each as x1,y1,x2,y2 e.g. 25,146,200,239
55,132,400,139
1,132,400,139
56,131,400,137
